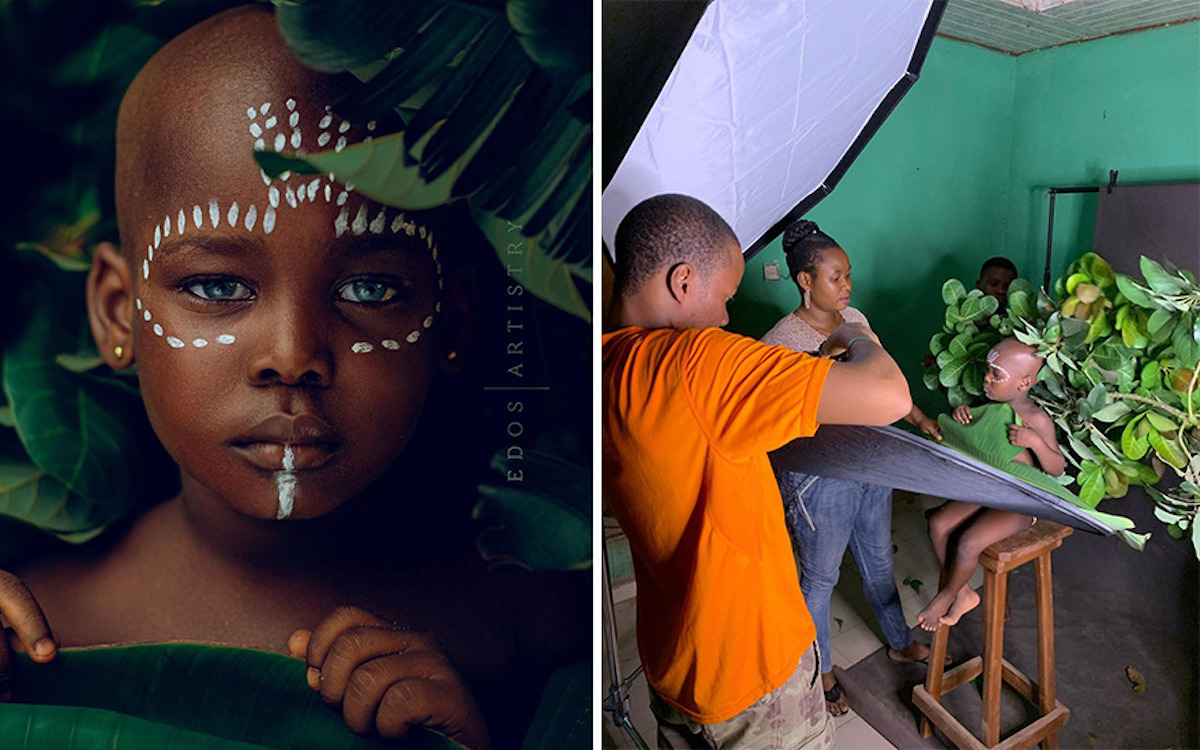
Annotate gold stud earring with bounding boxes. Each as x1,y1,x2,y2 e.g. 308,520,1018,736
114,345,124,358
447,351,458,361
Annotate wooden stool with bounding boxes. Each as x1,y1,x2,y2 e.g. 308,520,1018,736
912,520,1073,749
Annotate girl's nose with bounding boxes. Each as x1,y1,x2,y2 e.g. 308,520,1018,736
246,301,334,387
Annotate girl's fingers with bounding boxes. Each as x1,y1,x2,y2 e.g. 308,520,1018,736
340,650,450,735
375,671,489,750
0,572,55,664
287,628,312,663
318,625,439,707
304,606,389,674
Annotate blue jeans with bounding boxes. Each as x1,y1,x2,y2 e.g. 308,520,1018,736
775,469,911,671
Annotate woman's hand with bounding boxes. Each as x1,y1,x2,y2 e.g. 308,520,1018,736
913,412,942,441
952,405,973,425
0,571,58,701
289,606,489,750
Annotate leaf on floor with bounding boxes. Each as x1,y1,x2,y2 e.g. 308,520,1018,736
834,617,843,631
1125,665,1146,693
902,576,924,595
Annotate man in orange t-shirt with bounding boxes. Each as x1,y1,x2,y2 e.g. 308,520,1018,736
603,194,912,748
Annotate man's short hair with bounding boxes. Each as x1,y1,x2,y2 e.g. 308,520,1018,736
613,194,737,295
979,256,1017,278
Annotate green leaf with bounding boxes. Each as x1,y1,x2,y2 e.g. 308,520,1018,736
1086,384,1108,414
961,362,985,396
1147,308,1173,335
939,357,966,388
275,0,446,73
1091,401,1130,423
1121,416,1150,460
1143,411,1177,433
0,407,15,428
4,644,458,749
1079,468,1105,506
922,369,940,392
948,332,972,360
1140,256,1186,295
1008,289,1035,321
1115,275,1153,308
942,279,966,307
1,257,140,537
1172,314,1199,368
474,450,591,570
960,295,982,321
929,332,950,356
1148,430,1187,469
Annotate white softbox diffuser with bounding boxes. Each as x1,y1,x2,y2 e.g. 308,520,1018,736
602,0,944,256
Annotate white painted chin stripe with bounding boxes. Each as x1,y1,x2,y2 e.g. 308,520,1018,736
275,444,297,520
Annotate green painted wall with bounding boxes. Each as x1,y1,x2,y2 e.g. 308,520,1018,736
1007,21,1200,286
728,22,1200,417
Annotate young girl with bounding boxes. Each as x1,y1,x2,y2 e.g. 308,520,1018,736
916,337,1066,630
0,7,586,748
763,219,938,717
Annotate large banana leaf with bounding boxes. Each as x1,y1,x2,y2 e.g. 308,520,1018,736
0,254,142,539
264,0,591,322
937,403,1142,544
4,644,461,749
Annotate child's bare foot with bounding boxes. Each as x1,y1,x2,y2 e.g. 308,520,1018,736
916,592,954,631
938,587,980,627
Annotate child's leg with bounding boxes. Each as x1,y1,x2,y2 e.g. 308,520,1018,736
917,501,984,631
920,509,1032,629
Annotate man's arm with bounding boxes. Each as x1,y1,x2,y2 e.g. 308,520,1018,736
815,324,912,425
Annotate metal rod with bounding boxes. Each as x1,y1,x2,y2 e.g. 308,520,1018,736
602,534,649,749
1044,185,1101,291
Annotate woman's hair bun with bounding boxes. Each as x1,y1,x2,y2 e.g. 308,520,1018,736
783,219,820,246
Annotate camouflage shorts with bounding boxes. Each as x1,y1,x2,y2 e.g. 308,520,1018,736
649,644,835,749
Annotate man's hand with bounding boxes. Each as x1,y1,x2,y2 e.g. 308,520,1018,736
289,606,489,749
818,323,878,358
953,405,973,425
0,571,58,701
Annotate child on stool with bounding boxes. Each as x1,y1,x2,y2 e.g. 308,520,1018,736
917,338,1065,630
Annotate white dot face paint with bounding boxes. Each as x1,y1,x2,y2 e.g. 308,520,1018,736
319,114,333,129
193,338,208,348
209,199,220,228
153,323,164,337
265,115,277,129
317,131,331,148
338,120,351,134
274,133,286,152
178,210,186,235
268,186,280,208
382,339,400,350
250,122,263,137
144,310,152,322
351,342,374,354
167,336,185,349
351,205,368,235
193,205,203,229
216,334,236,345
227,202,240,228
136,298,143,310
263,207,276,234
275,444,297,520
244,204,258,231
406,331,420,344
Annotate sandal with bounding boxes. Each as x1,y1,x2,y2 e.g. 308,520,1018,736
823,680,850,717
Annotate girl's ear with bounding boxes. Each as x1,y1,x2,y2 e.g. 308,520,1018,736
87,241,135,369
439,267,473,376
1018,374,1035,392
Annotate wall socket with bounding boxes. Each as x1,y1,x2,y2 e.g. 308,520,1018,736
763,260,782,281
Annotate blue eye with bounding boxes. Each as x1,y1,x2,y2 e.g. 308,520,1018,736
187,279,252,301
337,279,399,304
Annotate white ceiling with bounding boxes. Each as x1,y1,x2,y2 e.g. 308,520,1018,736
937,0,1200,54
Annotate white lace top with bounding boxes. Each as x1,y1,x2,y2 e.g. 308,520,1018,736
760,306,871,353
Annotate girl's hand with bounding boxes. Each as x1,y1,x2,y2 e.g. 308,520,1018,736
1008,424,1040,450
289,606,489,750
952,405,973,424
0,571,58,701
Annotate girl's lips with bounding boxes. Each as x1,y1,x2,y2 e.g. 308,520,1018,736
231,441,341,471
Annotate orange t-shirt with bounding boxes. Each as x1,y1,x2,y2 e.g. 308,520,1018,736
602,326,833,724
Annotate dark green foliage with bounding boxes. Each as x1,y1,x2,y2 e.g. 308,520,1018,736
5,643,461,748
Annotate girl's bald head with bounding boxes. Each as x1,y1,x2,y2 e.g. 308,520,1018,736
115,5,359,250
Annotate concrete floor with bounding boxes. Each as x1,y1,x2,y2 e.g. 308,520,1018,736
601,490,985,749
